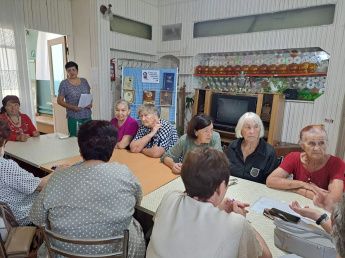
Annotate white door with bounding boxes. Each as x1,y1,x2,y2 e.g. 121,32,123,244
47,36,69,134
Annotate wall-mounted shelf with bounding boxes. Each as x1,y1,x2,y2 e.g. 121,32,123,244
194,72,327,77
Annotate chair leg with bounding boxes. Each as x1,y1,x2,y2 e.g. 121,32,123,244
0,234,8,258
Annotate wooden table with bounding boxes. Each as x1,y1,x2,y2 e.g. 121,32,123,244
4,133,79,168
139,176,327,257
41,149,179,196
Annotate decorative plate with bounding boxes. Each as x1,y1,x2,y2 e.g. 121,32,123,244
306,81,315,89
316,81,323,89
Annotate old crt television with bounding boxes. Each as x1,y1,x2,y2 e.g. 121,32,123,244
210,94,257,133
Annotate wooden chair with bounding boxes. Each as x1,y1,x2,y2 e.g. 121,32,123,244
43,227,129,258
0,202,36,258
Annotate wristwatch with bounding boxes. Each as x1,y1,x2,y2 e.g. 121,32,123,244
316,213,329,225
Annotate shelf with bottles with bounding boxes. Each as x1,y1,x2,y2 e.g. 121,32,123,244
194,72,327,77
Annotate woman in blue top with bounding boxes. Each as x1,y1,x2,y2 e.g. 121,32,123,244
161,113,222,174
57,61,92,137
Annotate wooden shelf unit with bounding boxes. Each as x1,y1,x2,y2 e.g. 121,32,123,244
193,72,327,77
193,89,285,146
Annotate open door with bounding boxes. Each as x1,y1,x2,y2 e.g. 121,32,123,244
47,36,69,134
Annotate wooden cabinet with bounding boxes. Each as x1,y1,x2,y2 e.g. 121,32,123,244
193,89,285,146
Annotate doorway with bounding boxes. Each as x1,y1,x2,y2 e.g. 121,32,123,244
25,30,68,134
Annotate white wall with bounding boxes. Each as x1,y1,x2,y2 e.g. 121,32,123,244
155,0,345,156
23,0,73,36
96,0,159,120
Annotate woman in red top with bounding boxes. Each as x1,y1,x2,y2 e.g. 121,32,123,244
266,125,345,204
0,95,40,142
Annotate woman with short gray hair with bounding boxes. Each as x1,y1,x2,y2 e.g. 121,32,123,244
226,112,278,184
130,103,178,158
267,125,344,203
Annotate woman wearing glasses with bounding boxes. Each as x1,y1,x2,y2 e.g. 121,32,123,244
226,112,278,184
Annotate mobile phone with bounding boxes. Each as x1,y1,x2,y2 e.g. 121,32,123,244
271,208,301,223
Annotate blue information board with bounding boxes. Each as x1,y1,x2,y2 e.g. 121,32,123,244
122,68,178,125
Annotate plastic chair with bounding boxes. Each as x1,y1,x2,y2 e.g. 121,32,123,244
43,227,129,258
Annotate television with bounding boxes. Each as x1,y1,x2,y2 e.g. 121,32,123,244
210,94,257,133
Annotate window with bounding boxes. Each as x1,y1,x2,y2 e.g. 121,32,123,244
193,4,335,38
162,24,182,41
110,15,152,40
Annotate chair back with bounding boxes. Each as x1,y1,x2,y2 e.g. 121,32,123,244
43,227,129,258
277,156,284,166
0,202,19,258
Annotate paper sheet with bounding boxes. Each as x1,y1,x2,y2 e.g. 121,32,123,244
250,196,314,223
160,107,170,120
78,94,93,108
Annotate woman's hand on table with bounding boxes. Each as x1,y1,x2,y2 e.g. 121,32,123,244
313,189,335,213
303,182,328,195
32,131,40,137
172,163,182,174
289,201,322,221
218,198,250,217
55,164,71,171
16,134,30,142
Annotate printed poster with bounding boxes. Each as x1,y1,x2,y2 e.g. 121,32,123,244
142,70,160,83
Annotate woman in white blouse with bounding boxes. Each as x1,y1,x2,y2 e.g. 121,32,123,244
0,117,57,225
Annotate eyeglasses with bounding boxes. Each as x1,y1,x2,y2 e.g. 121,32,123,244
263,208,288,221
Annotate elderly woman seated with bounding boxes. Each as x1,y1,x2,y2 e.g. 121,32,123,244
266,125,345,203
289,190,345,258
29,120,145,257
226,112,278,184
0,118,55,225
130,103,178,158
0,95,40,142
161,113,222,174
110,100,139,149
147,147,272,258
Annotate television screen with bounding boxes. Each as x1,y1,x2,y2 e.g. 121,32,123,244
216,98,249,125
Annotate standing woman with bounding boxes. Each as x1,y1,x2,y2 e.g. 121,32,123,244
57,61,92,137
226,112,278,184
161,113,222,174
110,100,139,149
0,95,40,142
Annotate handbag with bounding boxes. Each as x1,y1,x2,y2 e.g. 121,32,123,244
274,219,337,258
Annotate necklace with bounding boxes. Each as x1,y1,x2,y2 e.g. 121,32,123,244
5,112,20,126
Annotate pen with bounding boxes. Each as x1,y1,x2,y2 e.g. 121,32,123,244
51,165,60,170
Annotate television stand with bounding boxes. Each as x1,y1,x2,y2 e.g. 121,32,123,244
214,129,236,143
193,89,285,146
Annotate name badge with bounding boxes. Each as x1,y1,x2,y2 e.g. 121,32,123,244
250,167,260,177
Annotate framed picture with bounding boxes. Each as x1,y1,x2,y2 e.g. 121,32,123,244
162,73,175,91
123,90,135,104
160,91,173,106
143,90,156,104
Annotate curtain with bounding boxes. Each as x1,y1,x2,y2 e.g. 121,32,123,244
0,0,35,124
